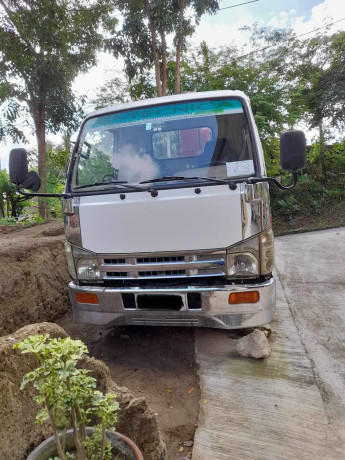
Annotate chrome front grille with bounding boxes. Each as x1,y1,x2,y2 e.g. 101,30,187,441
104,258,126,264
99,250,226,280
137,256,184,263
138,270,186,277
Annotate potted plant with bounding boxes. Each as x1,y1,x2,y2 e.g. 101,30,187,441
14,334,143,460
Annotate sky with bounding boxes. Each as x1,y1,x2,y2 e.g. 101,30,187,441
1,0,345,170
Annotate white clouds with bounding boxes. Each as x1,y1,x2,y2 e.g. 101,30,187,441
190,15,252,50
287,0,345,36
73,52,121,102
193,0,345,49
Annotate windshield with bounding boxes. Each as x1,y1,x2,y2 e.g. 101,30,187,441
72,98,255,191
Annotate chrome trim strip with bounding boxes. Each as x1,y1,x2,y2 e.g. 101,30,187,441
71,278,273,293
63,197,82,246
95,248,226,258
100,259,225,272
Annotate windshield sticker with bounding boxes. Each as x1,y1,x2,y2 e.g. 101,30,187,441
226,160,254,177
146,122,152,130
85,99,243,131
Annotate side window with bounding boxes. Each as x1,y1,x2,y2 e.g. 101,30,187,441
152,127,212,159
77,130,114,185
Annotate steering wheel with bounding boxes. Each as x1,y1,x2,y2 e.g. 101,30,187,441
197,161,227,168
101,174,115,182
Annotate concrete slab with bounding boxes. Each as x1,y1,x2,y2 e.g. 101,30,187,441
193,267,344,459
275,227,345,447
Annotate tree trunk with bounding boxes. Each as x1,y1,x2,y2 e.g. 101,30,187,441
6,195,10,217
319,121,326,174
34,105,48,219
175,0,185,94
143,0,162,97
160,30,167,96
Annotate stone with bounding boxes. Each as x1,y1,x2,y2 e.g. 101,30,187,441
236,329,271,359
183,440,194,447
257,324,272,337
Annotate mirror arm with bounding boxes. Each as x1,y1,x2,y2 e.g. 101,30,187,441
17,186,71,199
247,169,298,190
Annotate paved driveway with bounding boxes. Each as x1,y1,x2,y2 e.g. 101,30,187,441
275,227,345,446
193,228,345,459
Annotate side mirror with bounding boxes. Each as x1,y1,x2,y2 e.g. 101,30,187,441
9,148,41,192
9,148,29,184
22,171,41,192
280,130,306,171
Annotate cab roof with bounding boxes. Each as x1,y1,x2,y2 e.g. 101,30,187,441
85,90,249,121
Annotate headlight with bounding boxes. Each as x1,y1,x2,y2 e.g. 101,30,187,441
226,229,274,278
226,252,259,277
76,259,101,280
65,241,77,279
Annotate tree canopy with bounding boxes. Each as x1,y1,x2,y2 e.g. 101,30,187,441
105,0,219,96
0,0,116,216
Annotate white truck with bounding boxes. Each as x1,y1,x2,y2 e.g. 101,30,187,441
9,90,306,329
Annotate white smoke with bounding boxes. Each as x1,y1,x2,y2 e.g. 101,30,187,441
114,145,160,183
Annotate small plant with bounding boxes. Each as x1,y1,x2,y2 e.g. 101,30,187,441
0,216,17,225
277,196,300,220
27,213,45,224
14,335,119,460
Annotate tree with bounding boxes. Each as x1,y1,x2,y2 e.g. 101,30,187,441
288,31,345,171
0,82,26,142
181,32,298,144
298,32,345,132
0,168,28,217
0,0,116,217
105,0,218,97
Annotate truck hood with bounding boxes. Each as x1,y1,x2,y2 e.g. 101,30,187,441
79,185,242,254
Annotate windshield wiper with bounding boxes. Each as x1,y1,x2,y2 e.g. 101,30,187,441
74,181,145,191
140,176,189,184
140,176,238,188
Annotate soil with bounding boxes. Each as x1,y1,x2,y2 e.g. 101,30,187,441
0,220,69,336
273,201,345,236
58,311,200,460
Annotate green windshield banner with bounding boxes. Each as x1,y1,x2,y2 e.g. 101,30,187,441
85,99,243,131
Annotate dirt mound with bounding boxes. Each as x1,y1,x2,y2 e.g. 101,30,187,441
0,322,166,460
0,222,70,336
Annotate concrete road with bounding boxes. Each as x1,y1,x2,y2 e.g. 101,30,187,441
193,228,345,459
275,227,345,447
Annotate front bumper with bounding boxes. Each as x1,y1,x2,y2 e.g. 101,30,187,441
68,277,276,329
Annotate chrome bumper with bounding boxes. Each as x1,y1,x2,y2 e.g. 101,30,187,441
68,277,276,329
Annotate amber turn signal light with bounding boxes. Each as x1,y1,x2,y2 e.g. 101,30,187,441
76,293,99,304
229,291,260,304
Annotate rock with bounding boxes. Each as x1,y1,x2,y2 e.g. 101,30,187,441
257,323,272,337
183,440,194,447
0,322,166,460
120,334,130,339
236,329,271,359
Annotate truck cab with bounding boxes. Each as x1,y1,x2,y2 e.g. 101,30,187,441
9,90,306,329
